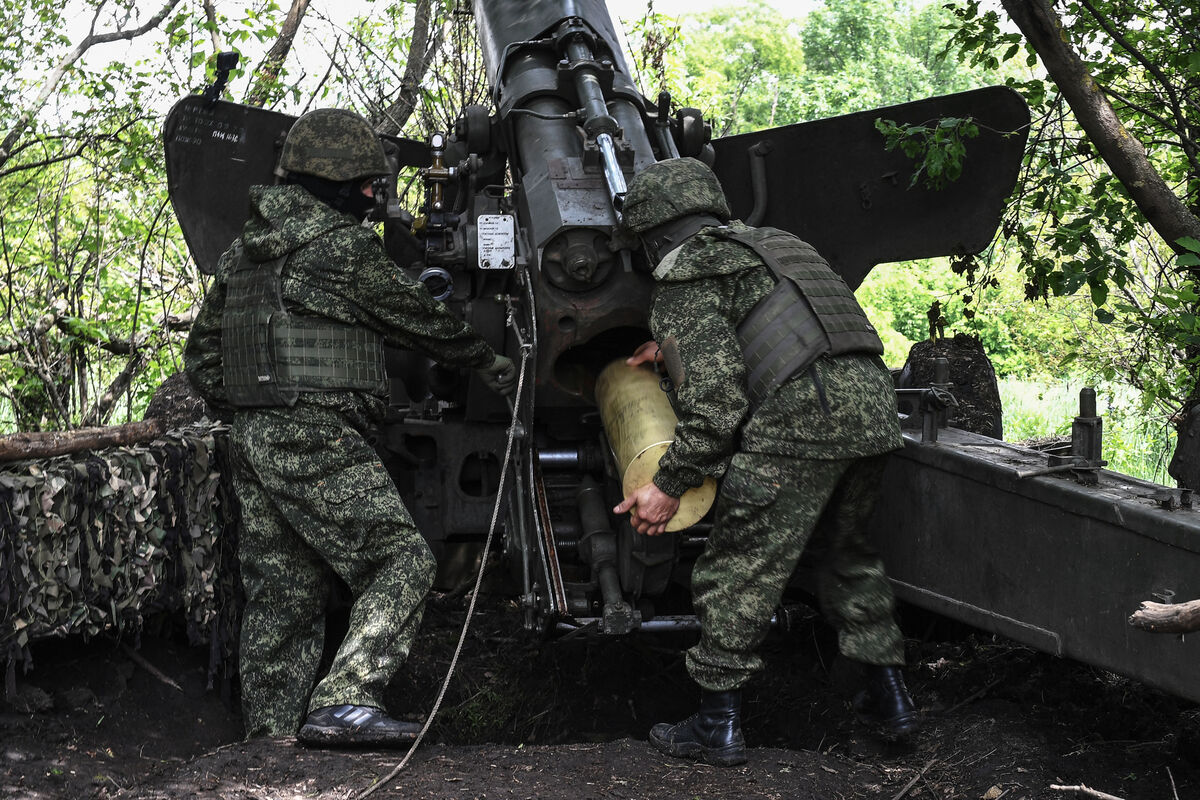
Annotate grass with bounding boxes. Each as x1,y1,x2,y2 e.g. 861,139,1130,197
998,378,1177,484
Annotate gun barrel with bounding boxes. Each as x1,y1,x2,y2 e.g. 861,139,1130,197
472,0,654,241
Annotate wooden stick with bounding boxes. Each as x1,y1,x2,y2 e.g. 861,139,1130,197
1049,784,1126,800
1129,599,1200,634
121,644,183,692
891,757,938,800
0,418,164,462
945,677,1004,714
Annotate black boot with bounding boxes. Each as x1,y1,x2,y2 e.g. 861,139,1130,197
297,704,422,748
649,690,747,766
854,665,920,738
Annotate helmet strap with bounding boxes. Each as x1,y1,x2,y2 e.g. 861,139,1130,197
640,213,726,264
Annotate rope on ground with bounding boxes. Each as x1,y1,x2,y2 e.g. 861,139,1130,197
356,328,532,800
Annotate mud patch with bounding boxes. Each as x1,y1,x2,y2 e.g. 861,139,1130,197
3,596,1198,800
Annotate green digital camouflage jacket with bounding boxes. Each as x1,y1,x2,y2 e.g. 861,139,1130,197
185,184,495,420
649,222,903,497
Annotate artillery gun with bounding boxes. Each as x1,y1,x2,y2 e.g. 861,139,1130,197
163,0,1200,704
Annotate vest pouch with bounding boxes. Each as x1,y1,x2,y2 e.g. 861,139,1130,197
222,305,299,407
272,315,387,397
221,247,300,408
727,226,884,408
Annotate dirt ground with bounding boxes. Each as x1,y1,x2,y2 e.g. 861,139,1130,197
3,591,1198,800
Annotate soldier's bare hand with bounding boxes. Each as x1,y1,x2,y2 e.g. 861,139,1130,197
613,482,679,536
626,340,662,367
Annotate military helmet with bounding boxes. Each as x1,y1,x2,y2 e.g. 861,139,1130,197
278,108,389,182
622,157,731,234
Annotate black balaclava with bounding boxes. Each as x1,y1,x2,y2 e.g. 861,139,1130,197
289,172,376,221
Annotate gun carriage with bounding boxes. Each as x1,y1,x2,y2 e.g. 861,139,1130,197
164,0,1200,704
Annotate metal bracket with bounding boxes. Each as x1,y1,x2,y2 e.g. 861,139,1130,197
1017,388,1107,484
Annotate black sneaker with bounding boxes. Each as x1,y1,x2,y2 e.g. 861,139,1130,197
297,704,422,748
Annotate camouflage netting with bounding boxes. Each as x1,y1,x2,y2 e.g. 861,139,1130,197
0,424,241,693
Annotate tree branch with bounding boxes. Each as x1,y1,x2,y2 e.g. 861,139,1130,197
0,419,165,462
202,0,222,54
1000,0,1200,252
1049,783,1125,800
1,305,196,358
0,0,186,170
1129,598,1200,634
81,349,151,427
1075,0,1199,175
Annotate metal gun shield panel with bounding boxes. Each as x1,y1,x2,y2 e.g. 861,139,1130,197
162,96,296,275
710,85,1030,289
163,96,431,275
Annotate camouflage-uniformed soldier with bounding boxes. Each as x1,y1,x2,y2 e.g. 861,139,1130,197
614,157,918,766
184,108,515,747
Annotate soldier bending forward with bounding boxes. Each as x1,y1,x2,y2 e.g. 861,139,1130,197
614,157,919,767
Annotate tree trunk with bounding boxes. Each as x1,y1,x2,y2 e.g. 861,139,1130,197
1128,598,1200,634
0,420,165,463
376,0,440,134
243,0,312,108
1170,397,1200,489
202,0,223,54
81,349,151,427
999,0,1200,253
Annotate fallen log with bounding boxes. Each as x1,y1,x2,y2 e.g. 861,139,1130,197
0,418,165,462
1128,599,1200,634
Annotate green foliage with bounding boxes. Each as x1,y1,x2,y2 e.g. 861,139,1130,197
858,256,1086,378
943,0,1200,416
670,0,805,136
796,0,1000,118
874,115,980,189
658,0,1004,138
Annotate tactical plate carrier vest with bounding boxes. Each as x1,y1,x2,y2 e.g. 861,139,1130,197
221,243,387,407
724,227,884,407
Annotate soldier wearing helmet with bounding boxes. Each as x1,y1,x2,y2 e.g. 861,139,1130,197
184,108,515,747
613,157,918,766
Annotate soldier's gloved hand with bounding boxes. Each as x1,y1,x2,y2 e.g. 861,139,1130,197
476,354,517,396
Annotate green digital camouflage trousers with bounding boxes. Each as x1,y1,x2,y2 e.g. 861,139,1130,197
686,451,904,691
230,403,436,737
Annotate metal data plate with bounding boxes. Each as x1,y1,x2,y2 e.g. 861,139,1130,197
477,214,517,269
710,85,1030,289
